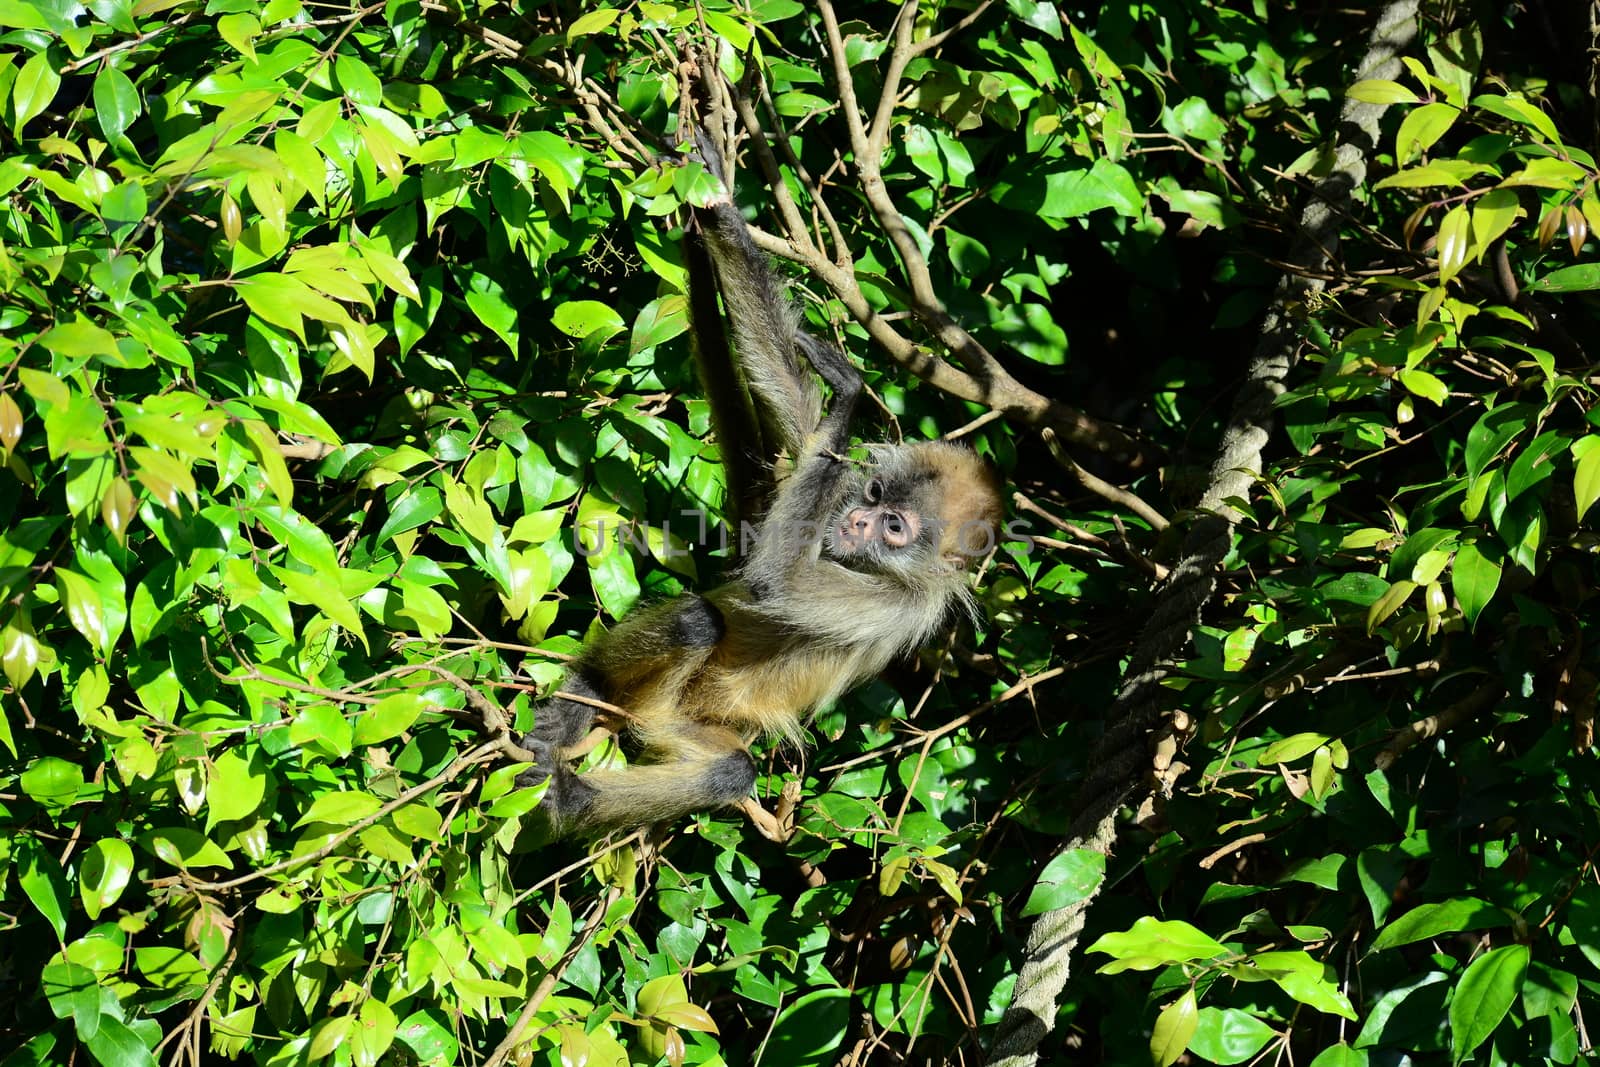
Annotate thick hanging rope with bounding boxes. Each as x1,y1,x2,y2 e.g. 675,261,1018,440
986,3,1421,1063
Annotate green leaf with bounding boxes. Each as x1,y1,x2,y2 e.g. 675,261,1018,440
441,475,498,545
1466,403,1531,480
1,610,43,690
1521,961,1578,1019
376,486,443,545
353,997,398,1067
353,690,430,745
1166,97,1227,141
139,827,233,870
17,836,70,939
1449,944,1528,1063
462,271,519,354
1374,161,1490,189
553,299,625,342
334,54,383,106
518,130,584,208
1034,158,1143,218
1397,368,1449,405
39,317,121,361
566,6,620,41
1189,1008,1276,1065
1243,952,1356,1019
357,241,421,302
217,12,259,60
629,296,688,354
586,540,639,619
1005,0,1063,39
206,749,267,827
1370,897,1508,951
85,1016,158,1067
12,50,60,134
79,838,134,921
1395,102,1458,164
1347,79,1420,104
1435,205,1471,285
275,129,326,209
1088,917,1228,973
1151,989,1198,1067
1505,431,1567,500
1282,854,1345,889
395,1009,460,1064
1258,732,1330,765
1365,579,1416,634
765,988,850,1066
289,704,353,760
1451,541,1502,626
1529,263,1600,293
56,567,111,655
272,565,365,636
236,274,312,340
1498,156,1585,189
21,756,83,811
1575,437,1600,522
1473,93,1560,141
92,66,140,144
1308,1043,1368,1067
1020,847,1105,916
134,945,207,989
295,790,382,828
254,506,340,575
1470,188,1521,252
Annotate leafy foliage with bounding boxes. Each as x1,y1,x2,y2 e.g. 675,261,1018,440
1,1,1599,1065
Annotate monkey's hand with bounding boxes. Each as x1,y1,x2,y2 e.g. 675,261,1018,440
513,734,559,788
687,129,734,208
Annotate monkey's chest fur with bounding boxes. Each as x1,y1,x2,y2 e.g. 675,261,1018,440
585,577,942,750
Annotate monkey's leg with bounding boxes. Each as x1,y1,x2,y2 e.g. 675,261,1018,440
539,723,756,836
521,594,721,762
519,596,726,795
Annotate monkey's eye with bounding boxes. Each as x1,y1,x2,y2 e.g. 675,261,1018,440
864,478,884,505
881,511,910,547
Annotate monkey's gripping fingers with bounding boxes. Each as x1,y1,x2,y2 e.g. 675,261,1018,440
794,333,862,401
513,734,558,788
685,129,735,208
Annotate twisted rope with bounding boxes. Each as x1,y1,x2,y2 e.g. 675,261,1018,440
986,4,1420,1061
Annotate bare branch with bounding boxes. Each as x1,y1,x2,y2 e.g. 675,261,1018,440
1041,429,1170,531
911,0,1000,56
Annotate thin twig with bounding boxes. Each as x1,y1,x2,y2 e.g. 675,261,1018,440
483,888,624,1067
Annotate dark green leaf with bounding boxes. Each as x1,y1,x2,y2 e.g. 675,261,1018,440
1449,944,1527,1063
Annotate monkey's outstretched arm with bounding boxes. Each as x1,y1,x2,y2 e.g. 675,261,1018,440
689,131,824,464
687,132,865,585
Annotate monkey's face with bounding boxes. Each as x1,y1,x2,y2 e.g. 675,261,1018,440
824,443,1003,579
827,470,927,571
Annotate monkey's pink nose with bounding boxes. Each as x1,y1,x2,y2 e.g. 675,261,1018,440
843,507,917,548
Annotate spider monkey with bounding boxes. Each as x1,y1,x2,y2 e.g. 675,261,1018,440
519,130,1004,836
